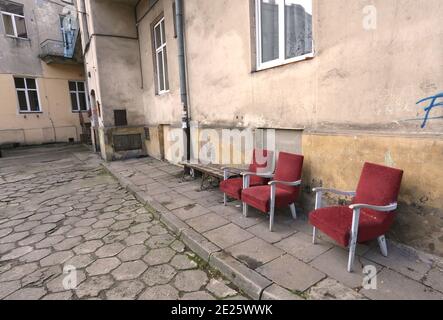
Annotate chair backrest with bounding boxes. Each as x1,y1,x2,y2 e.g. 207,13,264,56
274,152,304,195
353,162,403,207
248,149,273,173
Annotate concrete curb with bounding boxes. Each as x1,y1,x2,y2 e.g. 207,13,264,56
101,162,303,300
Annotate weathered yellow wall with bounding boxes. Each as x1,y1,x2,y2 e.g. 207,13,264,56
0,63,87,145
302,133,443,255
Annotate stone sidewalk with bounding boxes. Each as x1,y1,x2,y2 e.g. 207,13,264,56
104,156,443,300
0,145,247,300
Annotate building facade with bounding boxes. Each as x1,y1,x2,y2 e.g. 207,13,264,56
77,0,443,256
0,0,88,146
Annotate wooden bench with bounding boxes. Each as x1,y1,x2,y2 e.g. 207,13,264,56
181,161,246,190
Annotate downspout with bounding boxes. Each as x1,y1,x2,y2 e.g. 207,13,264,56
175,0,191,164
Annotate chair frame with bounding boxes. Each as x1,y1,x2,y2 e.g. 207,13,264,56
242,172,301,231
221,166,244,206
312,187,397,272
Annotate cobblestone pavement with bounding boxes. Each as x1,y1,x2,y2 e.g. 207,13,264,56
0,145,247,300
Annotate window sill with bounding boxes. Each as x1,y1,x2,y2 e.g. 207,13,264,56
19,111,42,114
253,53,315,73
72,110,89,113
157,90,170,96
5,35,29,41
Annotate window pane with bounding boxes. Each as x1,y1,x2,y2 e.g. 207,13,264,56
285,0,312,59
161,20,166,45
28,91,40,111
78,92,87,110
77,81,85,91
17,91,27,111
163,47,169,91
15,16,27,38
26,78,36,89
154,24,161,49
261,0,279,63
2,14,14,36
157,51,164,91
14,77,25,89
69,81,76,91
70,92,78,110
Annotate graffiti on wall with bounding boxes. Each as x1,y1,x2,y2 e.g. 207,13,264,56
416,92,443,128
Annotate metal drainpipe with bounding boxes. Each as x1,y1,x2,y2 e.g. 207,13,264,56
175,0,191,165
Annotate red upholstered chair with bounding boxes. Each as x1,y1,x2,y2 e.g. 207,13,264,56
309,162,403,272
219,149,274,206
241,152,304,231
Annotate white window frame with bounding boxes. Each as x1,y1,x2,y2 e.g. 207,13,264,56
1,9,27,39
154,17,169,95
255,0,314,71
14,77,41,113
69,80,89,112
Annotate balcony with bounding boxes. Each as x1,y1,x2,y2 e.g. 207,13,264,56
39,32,83,65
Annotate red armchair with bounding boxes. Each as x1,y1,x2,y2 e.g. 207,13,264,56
219,149,274,206
309,162,403,272
241,152,304,231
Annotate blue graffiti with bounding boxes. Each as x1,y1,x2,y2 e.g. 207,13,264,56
416,92,443,128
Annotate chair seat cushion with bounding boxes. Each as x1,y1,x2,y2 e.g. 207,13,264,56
241,185,296,213
309,206,395,247
220,176,268,200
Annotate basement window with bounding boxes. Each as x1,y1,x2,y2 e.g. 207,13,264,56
14,77,41,113
255,0,313,70
153,17,169,95
69,81,89,112
0,1,27,38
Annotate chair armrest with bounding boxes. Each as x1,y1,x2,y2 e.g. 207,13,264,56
349,203,398,212
241,172,275,179
312,187,356,197
269,180,302,187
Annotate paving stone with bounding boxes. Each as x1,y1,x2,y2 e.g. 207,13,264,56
0,263,38,282
143,247,175,265
42,214,65,224
4,288,47,300
51,225,72,236
0,246,33,261
309,247,382,289
105,280,145,300
261,284,304,300
92,218,115,229
65,254,94,268
0,280,20,299
129,222,153,233
363,244,432,281
0,220,25,229
276,232,333,263
227,237,284,269
112,261,147,280
76,275,114,298
21,265,61,287
75,218,97,227
181,291,215,300
111,220,134,231
361,269,443,300
117,244,148,262
35,235,65,249
84,228,110,240
96,243,125,258
73,240,103,254
66,227,92,238
307,278,366,300
14,221,40,232
204,223,254,249
174,270,209,292
423,267,443,293
0,243,15,255
141,264,177,286
124,232,150,246
86,257,121,276
19,248,52,263
31,223,57,234
257,254,325,293
46,270,86,293
42,291,73,300
170,254,198,270
53,236,82,251
53,206,73,214
103,231,129,244
170,240,186,253
40,251,74,267
0,231,29,244
246,221,296,244
146,234,176,249
172,204,210,220
206,279,237,298
186,212,230,233
138,284,179,300
18,233,46,246
148,224,169,235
